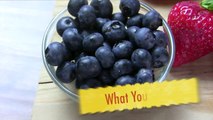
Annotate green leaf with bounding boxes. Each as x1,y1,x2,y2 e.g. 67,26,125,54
201,0,213,11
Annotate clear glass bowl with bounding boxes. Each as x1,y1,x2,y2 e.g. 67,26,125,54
42,1,175,102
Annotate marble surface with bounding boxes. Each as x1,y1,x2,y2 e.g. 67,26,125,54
0,1,55,120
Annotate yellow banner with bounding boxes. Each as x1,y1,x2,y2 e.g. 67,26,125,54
79,78,199,114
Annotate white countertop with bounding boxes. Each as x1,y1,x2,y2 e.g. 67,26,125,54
0,1,55,120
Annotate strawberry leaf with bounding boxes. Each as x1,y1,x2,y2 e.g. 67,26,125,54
201,0,213,11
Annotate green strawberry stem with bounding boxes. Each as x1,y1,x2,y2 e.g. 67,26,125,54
201,0,213,11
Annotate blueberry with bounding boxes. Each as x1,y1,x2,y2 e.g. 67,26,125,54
62,28,83,52
61,42,73,61
90,0,113,18
74,17,80,28
80,30,95,39
76,56,102,80
127,26,139,45
86,78,102,88
151,47,169,68
75,78,88,89
126,14,144,27
153,30,168,48
74,52,87,62
75,79,82,89
83,32,104,54
95,46,115,69
98,70,114,86
82,78,102,89
78,5,96,29
67,0,88,17
96,18,110,31
111,59,133,79
131,49,152,69
136,69,153,84
102,20,126,43
56,62,76,83
56,16,77,36
112,12,127,24
143,10,162,30
119,0,140,17
45,42,66,66
79,84,90,89
102,42,112,49
112,40,133,59
134,28,155,50
115,75,136,86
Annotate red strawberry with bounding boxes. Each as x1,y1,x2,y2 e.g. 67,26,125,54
168,0,213,67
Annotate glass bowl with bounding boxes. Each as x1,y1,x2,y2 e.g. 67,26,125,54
42,1,175,102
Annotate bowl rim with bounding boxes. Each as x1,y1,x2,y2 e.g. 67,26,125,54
42,2,175,102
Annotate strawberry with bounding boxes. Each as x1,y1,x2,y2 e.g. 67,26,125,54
168,0,213,67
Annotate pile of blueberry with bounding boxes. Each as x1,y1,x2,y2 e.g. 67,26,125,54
45,0,169,89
